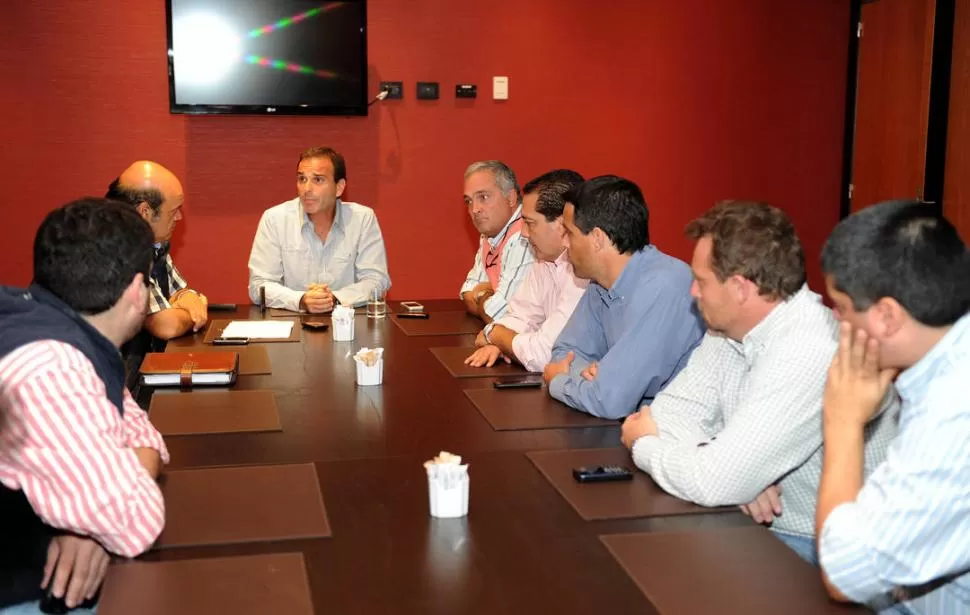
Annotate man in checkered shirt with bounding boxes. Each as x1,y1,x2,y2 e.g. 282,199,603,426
106,162,208,391
621,201,899,564
106,161,207,339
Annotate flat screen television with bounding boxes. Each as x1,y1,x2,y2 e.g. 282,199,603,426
166,0,367,115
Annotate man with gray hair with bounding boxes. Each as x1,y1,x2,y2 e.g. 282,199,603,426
460,160,535,322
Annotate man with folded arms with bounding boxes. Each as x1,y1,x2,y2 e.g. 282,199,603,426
0,199,168,614
248,146,391,312
107,161,208,340
543,176,703,419
816,201,970,613
620,201,898,563
464,169,587,372
460,160,535,322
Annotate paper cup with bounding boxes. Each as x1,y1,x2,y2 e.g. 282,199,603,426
333,318,355,341
355,356,383,386
428,475,469,518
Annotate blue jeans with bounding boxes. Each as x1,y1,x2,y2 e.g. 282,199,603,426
772,529,818,566
0,601,96,615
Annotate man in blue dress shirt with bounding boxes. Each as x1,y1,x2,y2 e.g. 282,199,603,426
542,176,704,419
817,200,970,614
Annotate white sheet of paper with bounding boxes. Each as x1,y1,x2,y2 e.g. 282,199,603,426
221,320,294,340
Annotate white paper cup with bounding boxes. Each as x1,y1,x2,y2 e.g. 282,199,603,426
428,475,469,518
333,318,355,341
355,356,383,386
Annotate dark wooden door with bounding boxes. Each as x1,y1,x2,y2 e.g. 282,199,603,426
851,0,937,210
945,0,970,240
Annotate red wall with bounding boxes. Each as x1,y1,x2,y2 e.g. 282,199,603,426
0,0,849,302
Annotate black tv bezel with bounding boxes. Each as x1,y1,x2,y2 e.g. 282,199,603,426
165,0,369,116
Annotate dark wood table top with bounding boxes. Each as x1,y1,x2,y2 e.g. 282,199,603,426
146,302,753,614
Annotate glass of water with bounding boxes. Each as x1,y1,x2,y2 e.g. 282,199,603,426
367,287,387,319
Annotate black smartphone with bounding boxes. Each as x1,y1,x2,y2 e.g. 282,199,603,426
396,312,430,319
302,321,329,331
207,303,237,311
572,466,635,483
493,375,543,389
212,337,250,345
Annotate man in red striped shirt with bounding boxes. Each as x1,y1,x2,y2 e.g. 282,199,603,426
0,198,168,614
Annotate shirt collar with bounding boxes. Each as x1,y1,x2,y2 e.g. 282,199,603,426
486,205,523,248
896,312,970,396
593,246,656,304
727,284,814,359
301,198,345,232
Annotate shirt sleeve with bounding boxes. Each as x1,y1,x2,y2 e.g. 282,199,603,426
632,333,833,506
510,273,587,372
331,212,392,307
636,333,723,443
0,342,166,557
248,210,305,311
481,234,534,319
550,287,698,419
818,383,970,604
550,289,604,366
147,276,171,315
459,239,487,297
121,390,170,464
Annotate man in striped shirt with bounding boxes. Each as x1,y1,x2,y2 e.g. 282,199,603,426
817,201,970,614
464,169,588,372
460,160,535,322
0,198,168,614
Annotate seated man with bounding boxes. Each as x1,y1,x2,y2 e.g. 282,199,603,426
248,146,391,312
544,176,703,419
816,201,970,613
464,169,587,372
621,201,898,564
107,160,208,341
0,198,168,614
460,160,535,322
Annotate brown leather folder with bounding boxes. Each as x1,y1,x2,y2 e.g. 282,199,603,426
527,448,733,520
600,528,871,614
464,387,617,430
430,346,529,378
165,345,271,375
156,463,331,548
139,351,238,387
98,553,315,615
392,311,483,336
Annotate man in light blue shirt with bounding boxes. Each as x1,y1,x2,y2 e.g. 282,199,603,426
817,200,970,614
248,147,391,311
542,176,704,419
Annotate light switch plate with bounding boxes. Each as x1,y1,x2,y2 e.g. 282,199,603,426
493,76,509,100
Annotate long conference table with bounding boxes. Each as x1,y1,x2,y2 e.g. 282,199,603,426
99,300,868,615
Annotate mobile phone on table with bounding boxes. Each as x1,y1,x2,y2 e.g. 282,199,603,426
572,466,634,483
213,337,250,345
302,321,329,331
493,375,543,389
399,301,424,312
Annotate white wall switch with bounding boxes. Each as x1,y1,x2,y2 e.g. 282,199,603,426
493,76,509,100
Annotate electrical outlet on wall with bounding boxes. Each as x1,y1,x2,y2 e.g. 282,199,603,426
379,81,403,99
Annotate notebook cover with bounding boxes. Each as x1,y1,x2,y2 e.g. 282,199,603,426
139,351,239,375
